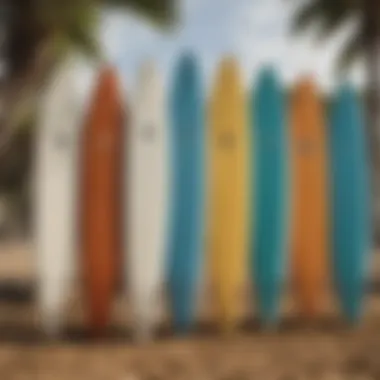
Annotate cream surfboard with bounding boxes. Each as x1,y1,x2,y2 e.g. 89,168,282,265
127,62,168,340
208,57,249,332
35,56,93,335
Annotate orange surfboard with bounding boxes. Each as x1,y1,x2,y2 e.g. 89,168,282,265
81,66,125,335
290,79,329,317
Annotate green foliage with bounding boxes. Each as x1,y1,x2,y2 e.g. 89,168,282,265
0,0,176,220
8,0,175,76
6,0,176,130
35,0,100,59
291,0,363,69
42,0,176,55
101,0,176,25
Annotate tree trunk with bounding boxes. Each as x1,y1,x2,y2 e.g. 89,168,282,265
0,0,58,237
363,0,380,246
0,0,10,150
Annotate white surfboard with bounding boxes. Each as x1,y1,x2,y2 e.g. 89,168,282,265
34,55,94,336
127,62,168,340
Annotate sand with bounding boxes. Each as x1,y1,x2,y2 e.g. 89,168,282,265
0,242,379,380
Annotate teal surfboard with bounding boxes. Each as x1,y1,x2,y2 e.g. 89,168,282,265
329,84,371,323
167,53,204,332
250,67,289,325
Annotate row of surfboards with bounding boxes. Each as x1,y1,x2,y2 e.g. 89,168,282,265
34,53,371,340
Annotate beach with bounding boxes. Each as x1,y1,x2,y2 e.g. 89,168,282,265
0,243,378,379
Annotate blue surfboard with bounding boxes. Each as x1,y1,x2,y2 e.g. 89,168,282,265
250,67,289,325
329,84,371,323
167,53,204,332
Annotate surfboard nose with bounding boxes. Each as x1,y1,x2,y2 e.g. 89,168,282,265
293,77,319,104
92,66,123,106
215,57,241,88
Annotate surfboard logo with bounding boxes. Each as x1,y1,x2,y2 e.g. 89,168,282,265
218,131,236,149
54,131,71,150
262,137,280,152
141,124,156,142
97,132,114,151
298,139,315,156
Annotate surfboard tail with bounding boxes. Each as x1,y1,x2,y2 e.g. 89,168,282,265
172,316,193,334
37,267,75,336
134,314,156,342
292,243,329,317
219,311,240,334
85,270,115,335
168,281,197,333
335,279,366,324
340,298,363,325
214,282,242,333
38,285,66,337
255,280,282,326
293,281,326,317
130,285,162,340
87,303,110,335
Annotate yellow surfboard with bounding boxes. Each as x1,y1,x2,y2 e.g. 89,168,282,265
208,58,250,332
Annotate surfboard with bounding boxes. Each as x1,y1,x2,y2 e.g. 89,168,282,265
167,53,204,333
290,79,329,317
208,57,249,332
128,62,168,340
329,84,371,323
251,67,289,325
80,66,125,335
35,56,91,336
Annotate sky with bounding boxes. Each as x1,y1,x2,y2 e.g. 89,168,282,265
98,0,365,93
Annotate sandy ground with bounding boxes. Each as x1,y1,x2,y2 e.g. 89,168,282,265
0,243,379,379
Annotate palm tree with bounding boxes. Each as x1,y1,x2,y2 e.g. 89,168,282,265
291,0,380,241
0,0,175,235
0,0,175,140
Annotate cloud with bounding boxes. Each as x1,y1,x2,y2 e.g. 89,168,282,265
98,0,364,92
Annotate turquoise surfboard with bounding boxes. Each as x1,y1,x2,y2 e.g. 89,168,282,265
250,67,289,325
167,54,204,332
329,84,371,323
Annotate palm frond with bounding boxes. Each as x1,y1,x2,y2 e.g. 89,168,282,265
100,0,176,25
61,2,99,56
291,0,365,72
35,0,100,58
316,1,357,40
292,0,325,33
337,31,364,71
293,0,358,38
